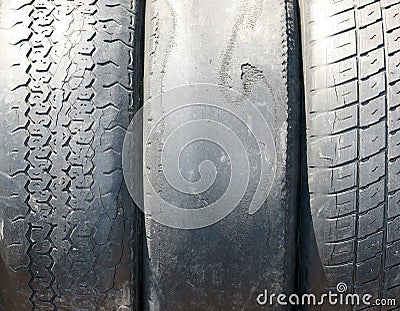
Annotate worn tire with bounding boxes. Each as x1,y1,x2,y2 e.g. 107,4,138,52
0,1,141,310
142,0,302,309
300,0,400,306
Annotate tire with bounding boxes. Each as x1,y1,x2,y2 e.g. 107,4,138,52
0,1,141,310
300,0,400,305
141,0,301,309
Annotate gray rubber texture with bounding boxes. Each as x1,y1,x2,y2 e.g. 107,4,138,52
142,0,301,310
300,0,400,307
0,1,141,310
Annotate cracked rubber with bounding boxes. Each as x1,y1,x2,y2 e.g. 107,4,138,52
300,0,400,306
0,0,141,310
142,0,302,309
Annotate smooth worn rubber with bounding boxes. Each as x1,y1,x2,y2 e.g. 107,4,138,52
0,1,141,310
300,0,400,306
142,0,302,309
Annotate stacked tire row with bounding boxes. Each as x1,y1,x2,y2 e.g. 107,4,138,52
301,0,400,306
0,0,140,310
1,0,400,310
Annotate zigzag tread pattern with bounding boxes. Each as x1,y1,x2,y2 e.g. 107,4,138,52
0,0,139,310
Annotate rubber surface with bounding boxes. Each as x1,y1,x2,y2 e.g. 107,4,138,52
300,0,400,306
0,1,141,309
143,0,301,309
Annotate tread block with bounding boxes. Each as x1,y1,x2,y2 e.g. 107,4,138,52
360,179,385,213
6,243,30,269
357,231,383,261
388,51,400,83
309,130,357,167
384,264,400,289
354,279,380,302
309,0,354,21
386,27,400,54
388,80,400,109
310,10,355,41
310,190,356,218
385,240,400,268
309,163,357,194
360,121,386,159
357,2,382,28
389,131,400,159
323,240,355,265
384,4,400,31
360,72,386,103
359,48,385,79
359,152,386,187
358,204,384,238
360,96,386,127
325,214,356,242
387,216,400,243
311,30,356,66
389,105,400,132
309,105,358,136
325,263,353,285
310,58,357,90
358,21,384,54
389,157,400,192
310,81,358,112
356,254,382,284
388,191,400,218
